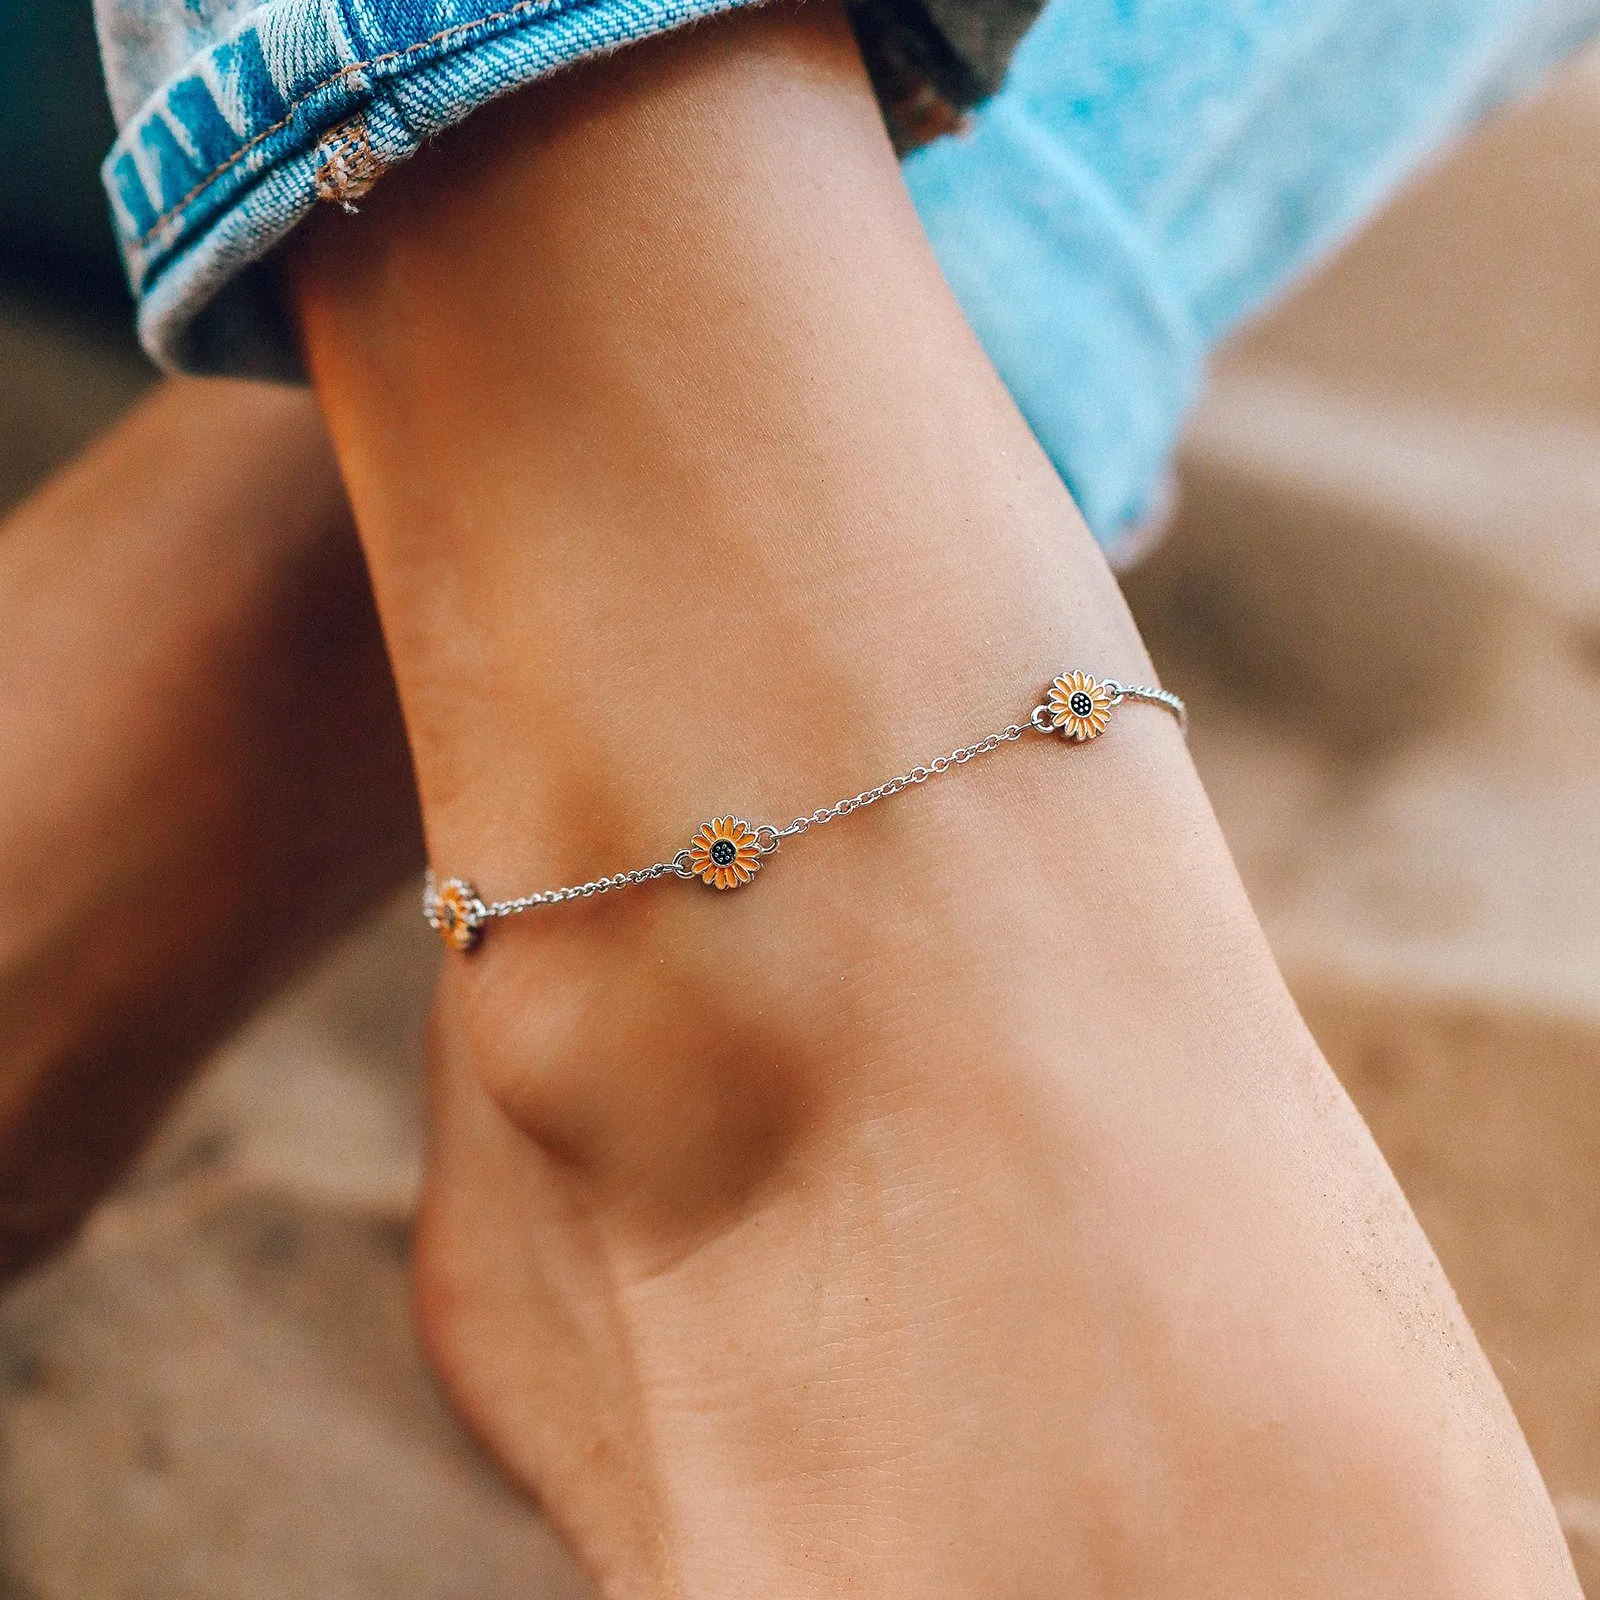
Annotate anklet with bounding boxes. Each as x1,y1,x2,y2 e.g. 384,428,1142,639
424,670,1185,951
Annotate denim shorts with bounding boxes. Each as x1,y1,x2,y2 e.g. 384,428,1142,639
98,0,1600,549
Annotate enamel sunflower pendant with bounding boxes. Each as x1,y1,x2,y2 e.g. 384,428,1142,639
1047,671,1115,741
687,816,763,890
424,874,487,951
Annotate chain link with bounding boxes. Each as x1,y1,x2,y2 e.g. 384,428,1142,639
1106,682,1188,733
429,676,1184,936
482,858,683,918
466,719,1034,920
772,723,1031,840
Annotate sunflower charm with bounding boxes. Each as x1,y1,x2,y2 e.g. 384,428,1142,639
687,816,763,890
1047,671,1115,741
425,875,487,951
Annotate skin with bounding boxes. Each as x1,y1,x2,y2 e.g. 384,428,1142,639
0,378,419,1279
287,5,1582,1597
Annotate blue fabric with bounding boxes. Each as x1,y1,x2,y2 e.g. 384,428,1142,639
98,0,1600,545
98,0,760,377
903,0,1600,543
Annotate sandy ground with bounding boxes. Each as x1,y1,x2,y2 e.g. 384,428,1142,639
3,49,1599,1598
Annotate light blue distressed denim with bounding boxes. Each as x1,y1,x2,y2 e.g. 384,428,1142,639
903,0,1600,540
99,0,1600,548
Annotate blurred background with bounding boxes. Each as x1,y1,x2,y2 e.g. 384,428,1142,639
1,2,1598,1594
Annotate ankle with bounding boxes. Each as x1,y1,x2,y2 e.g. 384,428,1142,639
287,0,1161,879
433,708,1275,1271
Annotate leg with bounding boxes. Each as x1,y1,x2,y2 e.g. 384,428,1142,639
291,7,1579,1594
0,378,419,1280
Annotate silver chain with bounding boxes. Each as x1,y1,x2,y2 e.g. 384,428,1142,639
769,722,1031,843
478,719,1035,916
479,857,684,917
425,675,1184,942
1109,683,1187,728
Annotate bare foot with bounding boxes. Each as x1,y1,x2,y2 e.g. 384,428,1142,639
292,8,1581,1595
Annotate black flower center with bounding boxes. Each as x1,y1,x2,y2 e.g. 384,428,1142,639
709,837,738,866
1069,690,1095,718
